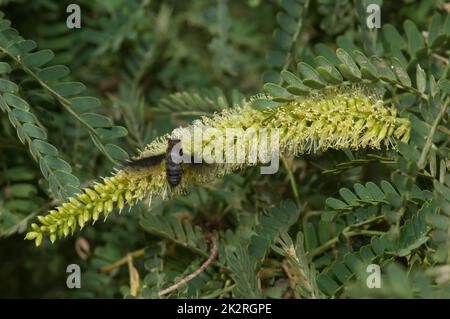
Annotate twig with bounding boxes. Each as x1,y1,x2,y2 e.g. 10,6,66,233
127,254,140,297
281,259,297,297
282,157,301,207
418,98,449,169
311,215,386,257
201,283,236,299
158,234,218,297
437,125,450,136
277,0,311,83
100,248,145,273
445,3,450,12
431,53,449,65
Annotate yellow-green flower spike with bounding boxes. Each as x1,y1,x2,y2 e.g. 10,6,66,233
26,85,410,246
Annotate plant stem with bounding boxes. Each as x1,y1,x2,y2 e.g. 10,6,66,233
311,215,386,257
158,235,218,297
437,125,450,136
418,98,449,169
100,248,145,273
0,48,117,164
282,157,301,207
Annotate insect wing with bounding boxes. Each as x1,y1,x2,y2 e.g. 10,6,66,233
126,153,166,168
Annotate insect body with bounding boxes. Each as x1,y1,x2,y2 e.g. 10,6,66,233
126,138,184,188
165,138,182,187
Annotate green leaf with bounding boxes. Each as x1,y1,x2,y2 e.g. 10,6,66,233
53,171,80,187
438,79,450,94
416,64,426,94
331,262,352,283
249,201,300,260
273,30,291,51
44,155,72,172
226,244,262,298
371,236,390,255
398,142,420,162
9,183,38,197
263,83,291,99
380,181,402,206
297,62,325,87
370,57,396,82
52,82,86,96
281,0,302,18
314,43,340,66
339,188,359,206
105,144,129,162
353,51,379,81
286,85,309,95
4,166,36,181
365,182,385,201
22,123,47,139
0,79,18,93
280,70,304,87
396,236,429,257
276,12,296,34
4,199,39,212
95,126,128,140
317,274,340,296
434,181,450,202
315,56,343,84
391,58,411,86
428,14,442,45
404,20,425,56
7,39,36,56
38,65,70,81
11,108,36,123
3,93,29,110
70,97,101,113
354,183,371,201
23,49,54,68
267,50,286,68
382,24,407,50
326,197,348,210
426,214,449,230
263,70,280,84
0,61,11,74
336,48,361,80
81,113,113,128
305,222,317,251
250,98,279,110
32,139,58,156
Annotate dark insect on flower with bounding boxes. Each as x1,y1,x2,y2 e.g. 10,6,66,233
125,138,189,188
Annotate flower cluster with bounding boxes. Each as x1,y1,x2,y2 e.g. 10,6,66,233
26,86,410,246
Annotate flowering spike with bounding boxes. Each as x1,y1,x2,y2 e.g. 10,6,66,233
26,85,410,246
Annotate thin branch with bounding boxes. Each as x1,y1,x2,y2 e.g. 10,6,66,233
437,125,450,136
201,283,236,299
158,234,218,297
312,215,386,257
127,254,140,297
282,157,301,207
418,98,449,169
100,248,145,273
277,0,311,83
431,53,449,65
281,259,297,298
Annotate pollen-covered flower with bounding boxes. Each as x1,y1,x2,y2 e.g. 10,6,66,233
26,85,410,246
